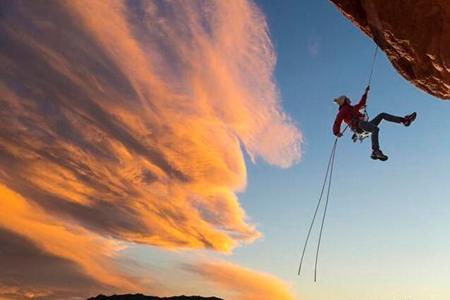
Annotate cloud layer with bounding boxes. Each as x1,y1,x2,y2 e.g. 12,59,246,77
0,184,139,299
186,260,295,300
0,0,301,298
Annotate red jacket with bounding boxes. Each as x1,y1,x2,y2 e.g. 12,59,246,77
333,92,368,136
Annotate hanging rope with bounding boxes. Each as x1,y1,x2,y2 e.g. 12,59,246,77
314,134,338,282
297,126,347,279
297,138,337,276
367,45,379,86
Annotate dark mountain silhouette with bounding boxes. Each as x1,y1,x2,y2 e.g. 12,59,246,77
87,294,224,300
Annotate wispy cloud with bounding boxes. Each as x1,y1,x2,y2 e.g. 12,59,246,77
0,184,141,299
0,0,301,298
186,260,295,300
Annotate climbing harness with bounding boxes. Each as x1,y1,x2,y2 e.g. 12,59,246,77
351,106,370,143
297,45,379,281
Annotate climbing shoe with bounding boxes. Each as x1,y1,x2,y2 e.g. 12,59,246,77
403,112,417,127
371,149,388,161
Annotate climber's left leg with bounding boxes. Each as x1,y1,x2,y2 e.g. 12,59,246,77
370,112,404,126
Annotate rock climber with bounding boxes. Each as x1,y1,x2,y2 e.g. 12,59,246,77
333,85,416,161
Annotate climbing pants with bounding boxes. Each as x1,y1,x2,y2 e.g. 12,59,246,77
358,113,404,150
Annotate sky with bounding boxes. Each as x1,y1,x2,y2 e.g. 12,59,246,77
1,1,450,300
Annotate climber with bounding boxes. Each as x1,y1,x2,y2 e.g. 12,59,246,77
332,86,417,161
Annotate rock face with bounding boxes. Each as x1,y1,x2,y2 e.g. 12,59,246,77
330,0,450,99
87,295,223,300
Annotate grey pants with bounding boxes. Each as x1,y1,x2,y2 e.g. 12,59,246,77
358,113,404,150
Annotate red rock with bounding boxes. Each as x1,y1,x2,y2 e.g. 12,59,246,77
330,0,450,99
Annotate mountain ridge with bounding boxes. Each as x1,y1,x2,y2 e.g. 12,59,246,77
87,294,224,300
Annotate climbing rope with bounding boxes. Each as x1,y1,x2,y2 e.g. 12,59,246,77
314,134,337,282
297,138,337,277
297,44,379,281
367,45,379,86
297,126,347,280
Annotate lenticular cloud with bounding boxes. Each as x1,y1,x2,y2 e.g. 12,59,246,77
0,0,301,294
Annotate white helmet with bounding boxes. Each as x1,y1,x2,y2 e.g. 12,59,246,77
333,95,350,104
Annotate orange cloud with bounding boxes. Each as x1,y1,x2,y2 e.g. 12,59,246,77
0,0,301,298
186,260,295,300
0,184,144,299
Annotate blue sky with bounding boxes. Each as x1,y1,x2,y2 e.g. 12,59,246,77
230,0,450,299
128,1,450,298
125,1,450,299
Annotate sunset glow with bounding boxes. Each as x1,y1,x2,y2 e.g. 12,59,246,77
2,1,448,300
0,0,299,299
